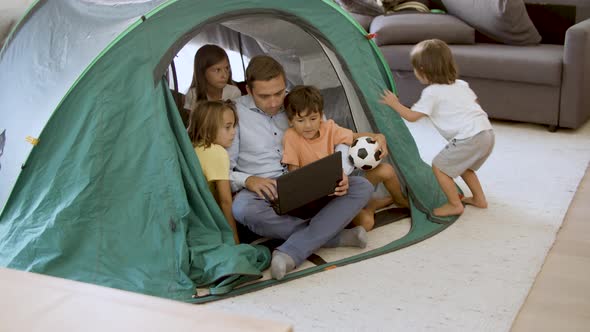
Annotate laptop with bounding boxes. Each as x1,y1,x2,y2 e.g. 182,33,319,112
267,151,343,219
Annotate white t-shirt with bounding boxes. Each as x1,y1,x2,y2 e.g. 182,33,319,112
184,84,242,111
411,80,492,141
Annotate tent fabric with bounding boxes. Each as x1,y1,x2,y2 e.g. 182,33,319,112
0,0,167,209
0,0,459,302
0,67,271,299
0,0,273,300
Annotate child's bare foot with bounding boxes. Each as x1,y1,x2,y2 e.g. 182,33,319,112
352,208,375,232
462,196,488,208
433,203,464,217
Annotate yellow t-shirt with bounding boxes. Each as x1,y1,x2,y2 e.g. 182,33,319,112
194,143,230,197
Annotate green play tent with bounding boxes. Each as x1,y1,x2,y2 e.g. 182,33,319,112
0,0,458,303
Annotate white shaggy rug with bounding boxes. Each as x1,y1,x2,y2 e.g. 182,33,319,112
206,119,590,332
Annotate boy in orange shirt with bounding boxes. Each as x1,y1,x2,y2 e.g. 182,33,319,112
282,85,408,231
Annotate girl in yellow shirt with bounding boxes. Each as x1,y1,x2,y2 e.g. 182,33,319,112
187,100,240,243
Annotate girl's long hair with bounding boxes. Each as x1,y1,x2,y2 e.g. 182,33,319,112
189,44,233,102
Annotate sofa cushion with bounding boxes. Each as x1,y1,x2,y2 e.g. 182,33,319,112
370,13,475,45
0,20,14,47
0,9,20,48
441,0,542,45
349,13,374,31
335,0,384,17
380,43,564,85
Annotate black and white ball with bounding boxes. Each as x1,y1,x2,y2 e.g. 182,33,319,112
348,136,382,170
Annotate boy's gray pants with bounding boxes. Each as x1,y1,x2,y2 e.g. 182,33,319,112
232,176,373,266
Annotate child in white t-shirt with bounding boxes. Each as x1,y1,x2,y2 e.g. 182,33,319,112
380,39,494,217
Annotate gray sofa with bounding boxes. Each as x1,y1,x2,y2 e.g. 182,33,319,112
348,0,590,130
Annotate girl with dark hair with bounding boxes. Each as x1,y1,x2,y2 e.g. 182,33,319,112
184,44,241,111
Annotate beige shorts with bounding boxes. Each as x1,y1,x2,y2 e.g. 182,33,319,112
433,129,495,178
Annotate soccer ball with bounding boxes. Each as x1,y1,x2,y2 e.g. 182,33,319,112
348,136,382,170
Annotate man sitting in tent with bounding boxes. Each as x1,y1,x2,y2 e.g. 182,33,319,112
228,55,374,280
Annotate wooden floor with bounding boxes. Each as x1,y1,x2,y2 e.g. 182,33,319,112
511,164,590,331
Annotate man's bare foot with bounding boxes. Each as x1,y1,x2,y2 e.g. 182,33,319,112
433,203,464,217
462,196,488,208
352,208,375,232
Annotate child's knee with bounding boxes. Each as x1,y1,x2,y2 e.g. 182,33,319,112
374,163,395,180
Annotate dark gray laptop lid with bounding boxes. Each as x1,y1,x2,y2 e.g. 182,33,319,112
275,151,342,215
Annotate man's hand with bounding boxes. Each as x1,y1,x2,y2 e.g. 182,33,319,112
332,171,349,197
245,176,278,200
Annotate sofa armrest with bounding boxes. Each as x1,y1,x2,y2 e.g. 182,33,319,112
349,13,373,32
1,8,22,48
560,18,590,128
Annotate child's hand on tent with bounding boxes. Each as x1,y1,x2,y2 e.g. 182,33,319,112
379,89,401,112
380,89,425,123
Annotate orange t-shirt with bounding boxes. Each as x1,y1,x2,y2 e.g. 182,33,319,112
282,119,353,167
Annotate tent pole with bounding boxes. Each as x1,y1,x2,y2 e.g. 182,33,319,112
170,58,179,95
238,32,246,77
